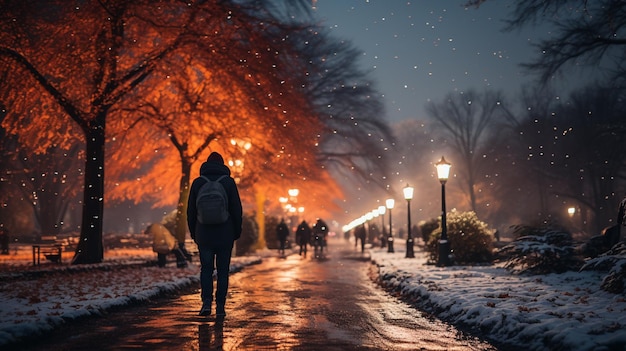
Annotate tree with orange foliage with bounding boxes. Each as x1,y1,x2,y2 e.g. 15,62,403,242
0,0,315,264
0,64,84,237
109,37,336,248
103,19,393,249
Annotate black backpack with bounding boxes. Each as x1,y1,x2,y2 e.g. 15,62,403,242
196,175,229,224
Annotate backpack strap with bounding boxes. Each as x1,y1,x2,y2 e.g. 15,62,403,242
199,175,227,183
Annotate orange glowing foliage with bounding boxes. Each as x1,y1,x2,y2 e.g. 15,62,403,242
103,44,336,217
3,2,383,258
0,61,82,154
1,0,332,263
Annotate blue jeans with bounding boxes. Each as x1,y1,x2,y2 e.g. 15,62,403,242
198,245,232,307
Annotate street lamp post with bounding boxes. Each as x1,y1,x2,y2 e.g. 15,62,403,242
435,156,452,266
288,188,300,225
403,184,415,258
386,198,395,253
378,205,387,248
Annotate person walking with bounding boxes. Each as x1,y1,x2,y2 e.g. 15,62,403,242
187,152,243,318
276,218,290,256
297,220,311,257
312,218,329,256
355,224,367,253
146,223,187,268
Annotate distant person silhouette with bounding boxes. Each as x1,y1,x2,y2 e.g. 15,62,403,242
355,224,367,253
312,218,329,256
276,218,290,256
297,220,311,257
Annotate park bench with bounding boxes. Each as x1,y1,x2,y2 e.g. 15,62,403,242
32,235,64,266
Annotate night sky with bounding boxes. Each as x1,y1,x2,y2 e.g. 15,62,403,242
312,0,552,123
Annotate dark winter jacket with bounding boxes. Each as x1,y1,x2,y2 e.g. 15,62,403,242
297,221,311,245
312,219,329,238
355,224,367,240
187,160,243,249
276,221,289,241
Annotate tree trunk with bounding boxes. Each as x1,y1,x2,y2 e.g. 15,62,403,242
72,124,105,264
465,157,478,213
174,159,192,244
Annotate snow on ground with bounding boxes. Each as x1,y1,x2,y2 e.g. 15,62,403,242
0,247,261,348
1,243,625,350
370,247,626,351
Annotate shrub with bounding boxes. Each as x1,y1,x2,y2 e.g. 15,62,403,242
419,218,439,245
580,225,621,259
499,224,583,274
236,213,259,255
425,210,494,265
580,242,626,294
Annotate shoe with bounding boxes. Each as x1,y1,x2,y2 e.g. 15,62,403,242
216,305,226,317
199,304,211,316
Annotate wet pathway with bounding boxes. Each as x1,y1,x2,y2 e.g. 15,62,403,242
14,239,502,350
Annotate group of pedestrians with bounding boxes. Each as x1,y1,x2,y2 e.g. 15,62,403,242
275,218,329,258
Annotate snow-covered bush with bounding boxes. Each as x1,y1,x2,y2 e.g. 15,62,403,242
425,210,494,265
580,242,626,293
419,218,439,245
500,224,583,274
236,213,259,255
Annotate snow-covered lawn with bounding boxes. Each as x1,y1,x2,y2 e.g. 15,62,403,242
370,247,626,351
0,247,261,347
1,244,625,350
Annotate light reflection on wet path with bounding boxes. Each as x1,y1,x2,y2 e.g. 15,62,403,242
197,238,501,350
14,239,504,350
